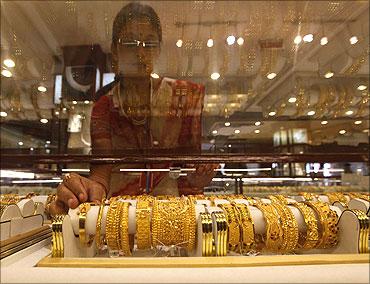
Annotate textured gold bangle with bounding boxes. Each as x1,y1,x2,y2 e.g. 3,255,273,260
212,211,227,256
291,202,319,250
218,203,241,253
78,203,94,247
51,215,64,257
269,200,299,253
151,200,196,253
0,204,7,216
350,209,369,254
254,201,283,252
119,202,132,256
232,203,255,253
299,192,318,202
136,199,152,250
200,212,213,256
106,200,120,250
95,198,106,250
305,201,339,249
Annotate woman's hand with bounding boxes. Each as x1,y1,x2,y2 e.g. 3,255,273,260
186,163,218,190
49,173,106,216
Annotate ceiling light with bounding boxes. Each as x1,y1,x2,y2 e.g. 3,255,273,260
254,129,260,134
54,111,59,115
207,38,214,47
288,97,297,103
303,34,314,43
267,72,277,80
37,85,47,93
176,39,183,48
84,100,90,104
46,140,51,144
72,100,77,105
339,129,346,135
268,111,276,116
224,122,231,127
345,110,354,116
307,110,316,116
228,144,232,148
354,120,362,125
254,121,261,126
294,35,302,45
226,35,236,45
212,130,218,135
357,85,367,91
349,36,358,45
210,72,220,80
320,37,328,45
234,129,240,134
18,141,24,146
150,73,159,79
321,120,328,125
363,129,369,133
237,37,244,45
1,69,12,77
40,118,48,124
324,71,334,79
3,59,15,68
0,111,7,117
30,147,34,151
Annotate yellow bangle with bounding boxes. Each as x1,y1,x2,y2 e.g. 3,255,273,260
136,199,152,250
305,201,339,249
119,202,132,256
95,199,106,250
200,212,213,256
106,200,120,251
78,203,94,247
350,209,369,254
51,215,64,257
232,203,255,253
212,211,227,256
218,203,241,253
291,202,319,250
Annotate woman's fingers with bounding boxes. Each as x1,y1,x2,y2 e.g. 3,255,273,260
48,199,68,216
62,173,88,202
56,183,79,209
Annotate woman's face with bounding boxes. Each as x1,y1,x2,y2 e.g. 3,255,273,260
113,17,160,77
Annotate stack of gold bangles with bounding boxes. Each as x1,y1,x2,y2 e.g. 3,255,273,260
347,209,369,254
51,215,65,257
200,212,213,256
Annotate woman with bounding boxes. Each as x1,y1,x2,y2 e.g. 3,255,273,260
50,2,215,215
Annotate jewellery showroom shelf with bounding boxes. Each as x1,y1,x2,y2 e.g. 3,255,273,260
36,253,369,268
1,152,368,165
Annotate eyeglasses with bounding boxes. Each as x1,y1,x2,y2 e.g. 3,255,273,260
118,39,160,49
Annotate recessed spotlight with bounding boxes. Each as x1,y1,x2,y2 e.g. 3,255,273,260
226,35,236,45
150,73,159,79
320,37,328,45
0,111,7,117
1,69,12,77
294,35,302,45
363,129,369,133
54,111,59,115
354,120,362,125
3,59,15,68
46,140,51,144
72,100,77,105
228,144,232,148
212,130,218,135
307,110,315,116
357,85,367,91
303,34,314,43
210,72,220,80
234,129,240,134
321,120,328,125
324,71,334,79
224,122,231,127
30,147,34,151
267,72,277,80
254,129,260,134
268,111,276,116
237,37,244,45
225,182,230,186
40,118,49,124
207,38,214,47
345,110,354,116
83,100,90,105
254,121,261,126
349,36,358,45
339,129,346,135
37,85,47,93
288,97,297,103
176,39,183,48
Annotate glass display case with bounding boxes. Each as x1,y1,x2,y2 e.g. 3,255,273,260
1,1,369,283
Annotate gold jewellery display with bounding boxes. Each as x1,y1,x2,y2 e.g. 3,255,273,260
346,209,369,254
51,215,65,257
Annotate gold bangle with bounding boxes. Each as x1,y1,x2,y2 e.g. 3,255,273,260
291,202,319,250
119,202,132,256
78,203,94,247
51,215,64,257
151,200,196,253
350,209,369,253
254,201,283,252
200,212,213,256
136,199,152,250
218,203,241,253
232,203,255,253
106,200,120,250
305,201,339,249
212,211,227,256
95,198,106,250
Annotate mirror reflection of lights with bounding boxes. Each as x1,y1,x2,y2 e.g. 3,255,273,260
288,97,297,103
339,129,346,135
228,144,232,148
357,85,367,91
224,122,231,127
210,72,220,80
267,72,277,79
294,35,302,45
354,120,362,125
303,34,313,43
1,69,12,77
320,37,328,45
234,129,240,134
212,130,218,135
176,39,183,47
226,35,236,45
0,111,7,117
307,110,315,116
72,101,78,105
324,71,334,79
40,118,48,124
349,36,358,45
268,111,276,116
254,121,261,126
150,73,159,79
345,110,354,116
18,141,23,146
3,59,15,68
254,129,260,134
37,85,47,93
207,38,214,47
321,120,328,125
84,100,90,104
237,37,244,45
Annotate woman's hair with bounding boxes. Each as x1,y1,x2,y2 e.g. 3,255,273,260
112,2,162,45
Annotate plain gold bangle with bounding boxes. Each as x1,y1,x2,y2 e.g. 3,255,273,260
78,203,94,247
95,198,106,250
218,203,241,253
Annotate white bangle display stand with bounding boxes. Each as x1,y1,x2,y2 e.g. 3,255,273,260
61,198,363,258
